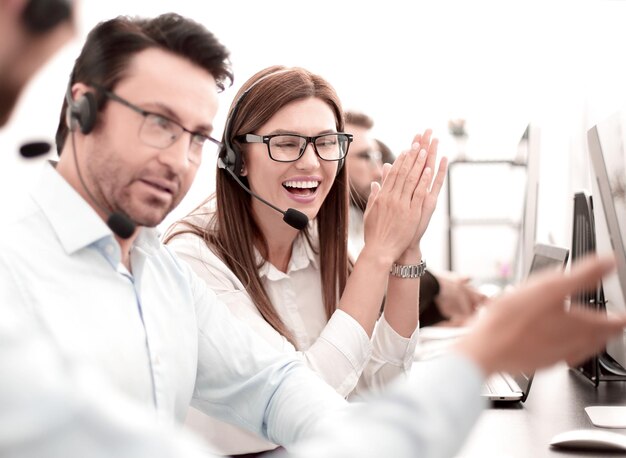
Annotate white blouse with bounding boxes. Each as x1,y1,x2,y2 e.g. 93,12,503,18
166,211,419,455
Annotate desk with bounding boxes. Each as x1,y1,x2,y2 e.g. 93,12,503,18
456,363,626,457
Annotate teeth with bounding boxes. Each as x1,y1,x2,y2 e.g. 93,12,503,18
283,180,320,189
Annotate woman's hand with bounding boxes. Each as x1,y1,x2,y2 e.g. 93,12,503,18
396,129,447,264
456,256,626,376
361,136,436,267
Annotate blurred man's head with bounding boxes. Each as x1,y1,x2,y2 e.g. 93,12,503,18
0,0,75,127
345,111,383,210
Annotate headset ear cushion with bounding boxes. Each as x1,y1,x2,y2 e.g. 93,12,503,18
222,141,243,176
76,92,97,134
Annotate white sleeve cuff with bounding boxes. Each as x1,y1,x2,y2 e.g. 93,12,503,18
373,313,419,370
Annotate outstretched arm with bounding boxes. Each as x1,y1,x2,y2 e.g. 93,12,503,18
284,256,626,458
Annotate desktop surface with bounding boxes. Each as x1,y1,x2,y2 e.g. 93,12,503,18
456,363,626,457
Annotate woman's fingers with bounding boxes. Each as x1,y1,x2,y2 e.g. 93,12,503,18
400,146,427,202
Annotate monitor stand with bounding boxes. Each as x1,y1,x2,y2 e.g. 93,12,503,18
570,191,626,386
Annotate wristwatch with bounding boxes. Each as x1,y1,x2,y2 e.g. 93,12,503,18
389,260,427,279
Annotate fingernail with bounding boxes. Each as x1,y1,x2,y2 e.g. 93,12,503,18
419,149,427,159
411,143,420,151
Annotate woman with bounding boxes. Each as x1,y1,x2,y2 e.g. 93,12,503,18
165,66,447,456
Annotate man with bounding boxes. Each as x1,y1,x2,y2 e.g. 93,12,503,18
345,111,486,326
1,12,626,458
0,6,224,458
0,0,75,127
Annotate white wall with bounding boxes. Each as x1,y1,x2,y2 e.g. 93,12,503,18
2,0,626,278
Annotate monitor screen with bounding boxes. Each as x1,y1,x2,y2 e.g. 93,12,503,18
587,111,626,368
518,124,541,283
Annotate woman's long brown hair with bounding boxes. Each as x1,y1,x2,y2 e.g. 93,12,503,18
165,66,350,347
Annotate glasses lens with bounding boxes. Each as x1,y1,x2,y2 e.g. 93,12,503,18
356,150,382,165
141,114,181,149
315,134,349,161
268,135,306,162
185,136,221,165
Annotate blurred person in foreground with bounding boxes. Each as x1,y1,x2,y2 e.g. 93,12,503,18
0,0,75,127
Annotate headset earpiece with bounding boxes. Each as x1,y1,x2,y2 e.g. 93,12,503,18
219,134,243,176
65,85,97,134
219,102,244,176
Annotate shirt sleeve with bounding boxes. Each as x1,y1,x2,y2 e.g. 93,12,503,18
348,313,419,398
168,233,411,400
284,352,487,458
0,257,215,458
185,264,347,447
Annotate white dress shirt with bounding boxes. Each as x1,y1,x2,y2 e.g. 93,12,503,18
167,208,419,454
0,163,487,458
0,304,486,458
0,162,347,448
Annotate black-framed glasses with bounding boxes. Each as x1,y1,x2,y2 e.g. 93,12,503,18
237,133,353,163
93,84,222,165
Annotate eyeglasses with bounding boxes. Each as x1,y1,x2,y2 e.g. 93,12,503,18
237,133,353,163
93,85,222,165
354,150,383,165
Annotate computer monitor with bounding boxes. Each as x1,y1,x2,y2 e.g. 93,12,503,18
517,124,541,283
587,111,626,370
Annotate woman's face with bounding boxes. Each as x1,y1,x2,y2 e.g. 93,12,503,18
242,97,339,227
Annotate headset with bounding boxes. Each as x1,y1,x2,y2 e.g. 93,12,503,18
218,70,346,177
64,82,136,239
65,84,97,134
22,0,72,35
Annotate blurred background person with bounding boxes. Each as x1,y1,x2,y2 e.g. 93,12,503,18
345,111,486,326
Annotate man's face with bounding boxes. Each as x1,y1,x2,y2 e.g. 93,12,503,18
82,48,219,227
345,122,382,203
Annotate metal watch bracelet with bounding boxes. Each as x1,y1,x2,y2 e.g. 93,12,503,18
389,260,427,278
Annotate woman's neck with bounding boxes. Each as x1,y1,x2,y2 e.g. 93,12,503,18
254,207,300,273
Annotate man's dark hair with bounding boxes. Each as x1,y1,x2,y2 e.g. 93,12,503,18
55,13,232,154
344,111,374,130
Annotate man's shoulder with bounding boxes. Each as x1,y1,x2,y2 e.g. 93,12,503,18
0,194,43,240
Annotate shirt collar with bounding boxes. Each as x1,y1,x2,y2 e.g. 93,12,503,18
258,227,319,280
31,162,163,256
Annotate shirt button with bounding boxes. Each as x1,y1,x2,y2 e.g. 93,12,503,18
154,355,160,365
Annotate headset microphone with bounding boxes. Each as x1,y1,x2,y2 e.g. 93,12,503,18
106,212,136,239
19,141,51,158
65,83,136,239
69,132,136,239
218,158,309,230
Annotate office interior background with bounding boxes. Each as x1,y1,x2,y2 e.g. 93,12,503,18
1,0,625,285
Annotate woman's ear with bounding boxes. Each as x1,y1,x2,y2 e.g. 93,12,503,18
240,159,247,176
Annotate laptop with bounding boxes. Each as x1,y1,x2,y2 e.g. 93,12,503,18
480,243,570,402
